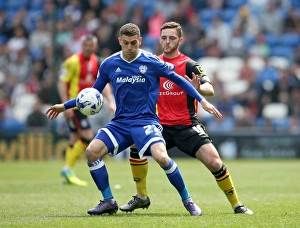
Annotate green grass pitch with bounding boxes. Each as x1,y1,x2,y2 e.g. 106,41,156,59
0,158,299,227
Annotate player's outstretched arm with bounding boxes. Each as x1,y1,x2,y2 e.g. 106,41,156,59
199,99,222,119
46,104,66,120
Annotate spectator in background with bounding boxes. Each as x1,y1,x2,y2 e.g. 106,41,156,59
7,25,28,55
206,16,231,53
37,71,60,106
154,0,177,19
125,4,149,36
64,0,83,25
226,28,248,57
7,47,32,84
260,1,284,35
0,98,25,135
81,0,106,16
232,6,260,38
28,19,52,60
55,19,73,49
284,8,300,33
26,99,49,132
255,58,280,101
181,13,206,59
248,32,270,58
0,40,9,74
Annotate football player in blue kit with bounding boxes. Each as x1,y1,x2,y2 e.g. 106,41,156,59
46,23,222,216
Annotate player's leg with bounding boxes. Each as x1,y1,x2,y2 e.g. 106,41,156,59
86,123,132,216
85,138,118,216
61,112,93,186
176,124,253,214
196,143,253,215
119,146,150,212
150,142,202,216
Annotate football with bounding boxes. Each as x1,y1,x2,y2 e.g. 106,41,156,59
76,88,104,116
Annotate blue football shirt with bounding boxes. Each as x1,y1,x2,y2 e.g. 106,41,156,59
92,49,203,121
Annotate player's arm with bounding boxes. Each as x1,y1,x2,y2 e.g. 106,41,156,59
187,60,214,96
102,83,116,114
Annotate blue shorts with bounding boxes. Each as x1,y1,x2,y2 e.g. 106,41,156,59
94,119,165,157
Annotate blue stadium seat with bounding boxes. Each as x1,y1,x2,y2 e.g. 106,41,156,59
264,34,279,47
291,0,300,7
270,45,294,62
279,33,300,47
198,9,220,23
29,0,44,11
226,0,247,8
0,35,7,44
7,0,28,10
221,8,237,24
0,1,6,10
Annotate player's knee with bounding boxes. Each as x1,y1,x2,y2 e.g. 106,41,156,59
211,158,223,171
86,145,99,162
80,137,92,146
155,154,170,166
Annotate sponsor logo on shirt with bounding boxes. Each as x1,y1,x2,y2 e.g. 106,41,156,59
116,75,146,84
159,80,184,96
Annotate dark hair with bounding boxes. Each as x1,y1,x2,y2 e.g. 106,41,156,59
160,21,183,38
119,23,141,37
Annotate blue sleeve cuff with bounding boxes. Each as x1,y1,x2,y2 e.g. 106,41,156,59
64,98,76,109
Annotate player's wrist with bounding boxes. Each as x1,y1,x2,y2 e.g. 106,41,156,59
64,98,76,109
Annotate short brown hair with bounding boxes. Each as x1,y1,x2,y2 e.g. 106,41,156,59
160,21,183,38
119,23,141,37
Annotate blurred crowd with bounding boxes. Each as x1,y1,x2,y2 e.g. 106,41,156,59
0,0,300,136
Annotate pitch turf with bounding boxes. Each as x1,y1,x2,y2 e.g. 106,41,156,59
0,158,299,227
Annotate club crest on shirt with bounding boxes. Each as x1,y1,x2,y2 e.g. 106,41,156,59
139,65,147,74
166,62,175,70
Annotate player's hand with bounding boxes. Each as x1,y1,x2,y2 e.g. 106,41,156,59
184,72,200,90
199,99,222,119
46,104,66,120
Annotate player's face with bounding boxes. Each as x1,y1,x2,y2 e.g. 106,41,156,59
82,40,97,57
118,35,142,61
159,28,183,55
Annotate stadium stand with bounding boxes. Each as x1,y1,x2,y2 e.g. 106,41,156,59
0,0,299,134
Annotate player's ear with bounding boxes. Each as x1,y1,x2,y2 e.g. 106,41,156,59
139,37,142,46
118,37,121,45
179,37,184,44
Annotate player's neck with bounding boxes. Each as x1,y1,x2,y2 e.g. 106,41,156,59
163,51,180,59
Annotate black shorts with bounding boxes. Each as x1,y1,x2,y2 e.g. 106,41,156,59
66,110,91,132
162,123,212,158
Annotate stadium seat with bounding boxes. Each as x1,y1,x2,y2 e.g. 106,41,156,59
268,56,290,70
223,80,249,96
262,103,288,119
198,9,220,22
219,57,245,72
7,0,28,10
226,0,247,8
279,33,300,47
197,57,220,74
264,34,279,47
216,69,240,83
29,0,44,10
0,1,6,10
291,0,300,7
247,56,266,72
269,45,294,62
220,8,237,24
